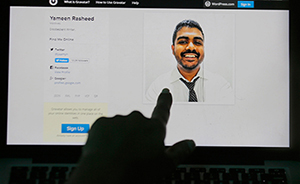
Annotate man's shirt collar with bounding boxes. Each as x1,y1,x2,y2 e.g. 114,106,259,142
170,66,206,84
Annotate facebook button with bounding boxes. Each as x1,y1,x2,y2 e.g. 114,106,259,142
238,1,254,8
55,58,69,63
61,124,90,133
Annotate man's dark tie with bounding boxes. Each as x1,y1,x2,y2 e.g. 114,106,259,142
180,77,199,102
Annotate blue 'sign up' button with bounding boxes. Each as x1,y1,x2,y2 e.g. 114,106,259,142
238,1,254,8
61,124,90,133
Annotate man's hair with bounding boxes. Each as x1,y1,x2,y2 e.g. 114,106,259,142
172,19,204,45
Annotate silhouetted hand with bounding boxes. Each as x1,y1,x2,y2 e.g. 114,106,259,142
67,89,195,184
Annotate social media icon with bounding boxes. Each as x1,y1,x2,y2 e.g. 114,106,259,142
49,0,58,6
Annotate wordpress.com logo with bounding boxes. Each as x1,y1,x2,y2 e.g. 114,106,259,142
205,1,211,7
49,0,58,6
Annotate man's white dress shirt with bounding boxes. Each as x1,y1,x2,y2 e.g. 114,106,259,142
146,68,234,104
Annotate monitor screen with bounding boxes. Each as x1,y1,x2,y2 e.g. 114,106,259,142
7,0,289,147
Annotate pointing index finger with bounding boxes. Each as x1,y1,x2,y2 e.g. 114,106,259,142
151,88,173,125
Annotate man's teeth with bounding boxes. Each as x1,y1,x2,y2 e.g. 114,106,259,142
185,55,196,58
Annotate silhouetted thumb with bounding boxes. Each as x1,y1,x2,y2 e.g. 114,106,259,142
165,139,196,166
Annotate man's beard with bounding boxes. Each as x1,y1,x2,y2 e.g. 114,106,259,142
178,60,201,70
178,49,201,70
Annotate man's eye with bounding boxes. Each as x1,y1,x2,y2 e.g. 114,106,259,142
178,41,188,44
194,41,203,45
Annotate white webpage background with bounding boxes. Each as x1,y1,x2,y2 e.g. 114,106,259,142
8,7,289,147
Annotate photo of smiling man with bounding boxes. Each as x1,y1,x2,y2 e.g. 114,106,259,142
145,19,234,103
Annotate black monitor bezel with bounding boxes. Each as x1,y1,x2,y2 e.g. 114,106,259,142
1,0,299,164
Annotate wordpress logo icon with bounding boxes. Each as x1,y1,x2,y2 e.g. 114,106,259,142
205,1,211,7
49,0,58,6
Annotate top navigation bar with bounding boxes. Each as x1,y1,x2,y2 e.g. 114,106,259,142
10,0,288,9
